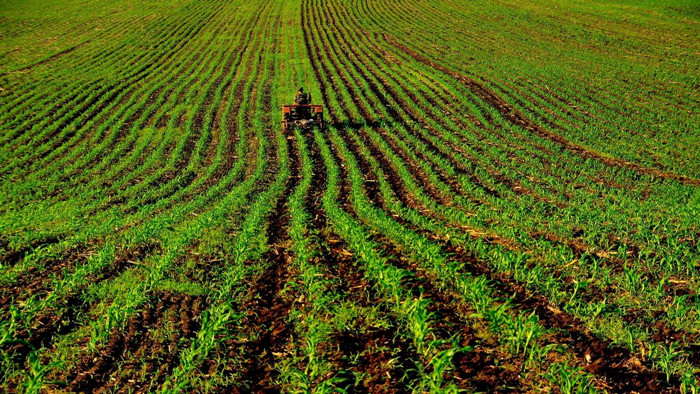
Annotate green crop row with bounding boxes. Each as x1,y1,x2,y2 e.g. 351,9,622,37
0,0,697,392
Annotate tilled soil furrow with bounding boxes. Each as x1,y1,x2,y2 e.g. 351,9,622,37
337,123,528,391
0,243,159,309
234,119,300,391
326,99,679,390
67,292,205,393
0,247,92,307
304,129,417,393
435,239,680,392
2,294,86,391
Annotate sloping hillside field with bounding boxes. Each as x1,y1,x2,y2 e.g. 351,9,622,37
1,0,699,392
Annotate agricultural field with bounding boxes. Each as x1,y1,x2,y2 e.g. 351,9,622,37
0,0,698,392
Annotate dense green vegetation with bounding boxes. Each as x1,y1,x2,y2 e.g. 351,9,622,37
0,0,698,392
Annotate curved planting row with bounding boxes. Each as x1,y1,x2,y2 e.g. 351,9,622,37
0,0,697,392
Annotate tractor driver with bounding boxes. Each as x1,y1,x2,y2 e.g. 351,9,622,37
294,87,311,105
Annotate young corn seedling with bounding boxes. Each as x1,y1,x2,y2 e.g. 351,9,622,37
544,362,595,394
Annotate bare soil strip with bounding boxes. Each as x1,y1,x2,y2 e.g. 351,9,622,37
0,235,60,268
436,239,679,392
0,247,91,307
236,125,300,391
0,243,159,308
0,243,163,389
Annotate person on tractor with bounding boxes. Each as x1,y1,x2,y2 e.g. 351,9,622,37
294,87,311,105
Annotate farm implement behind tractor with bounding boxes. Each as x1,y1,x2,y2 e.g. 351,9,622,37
282,104,324,131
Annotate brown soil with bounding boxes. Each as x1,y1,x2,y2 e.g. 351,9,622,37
0,246,91,307
0,242,160,308
0,235,59,267
435,240,680,392
2,294,86,384
0,242,163,390
223,65,299,390
65,292,205,393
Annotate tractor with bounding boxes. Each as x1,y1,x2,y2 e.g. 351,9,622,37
282,104,324,131
282,88,324,131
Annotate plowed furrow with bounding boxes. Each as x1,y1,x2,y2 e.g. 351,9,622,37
304,130,417,393
67,293,205,393
237,129,299,391
335,124,529,391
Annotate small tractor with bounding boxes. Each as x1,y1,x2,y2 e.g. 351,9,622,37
282,88,324,131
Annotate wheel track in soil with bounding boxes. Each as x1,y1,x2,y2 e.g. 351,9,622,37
236,123,300,391
204,9,296,390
